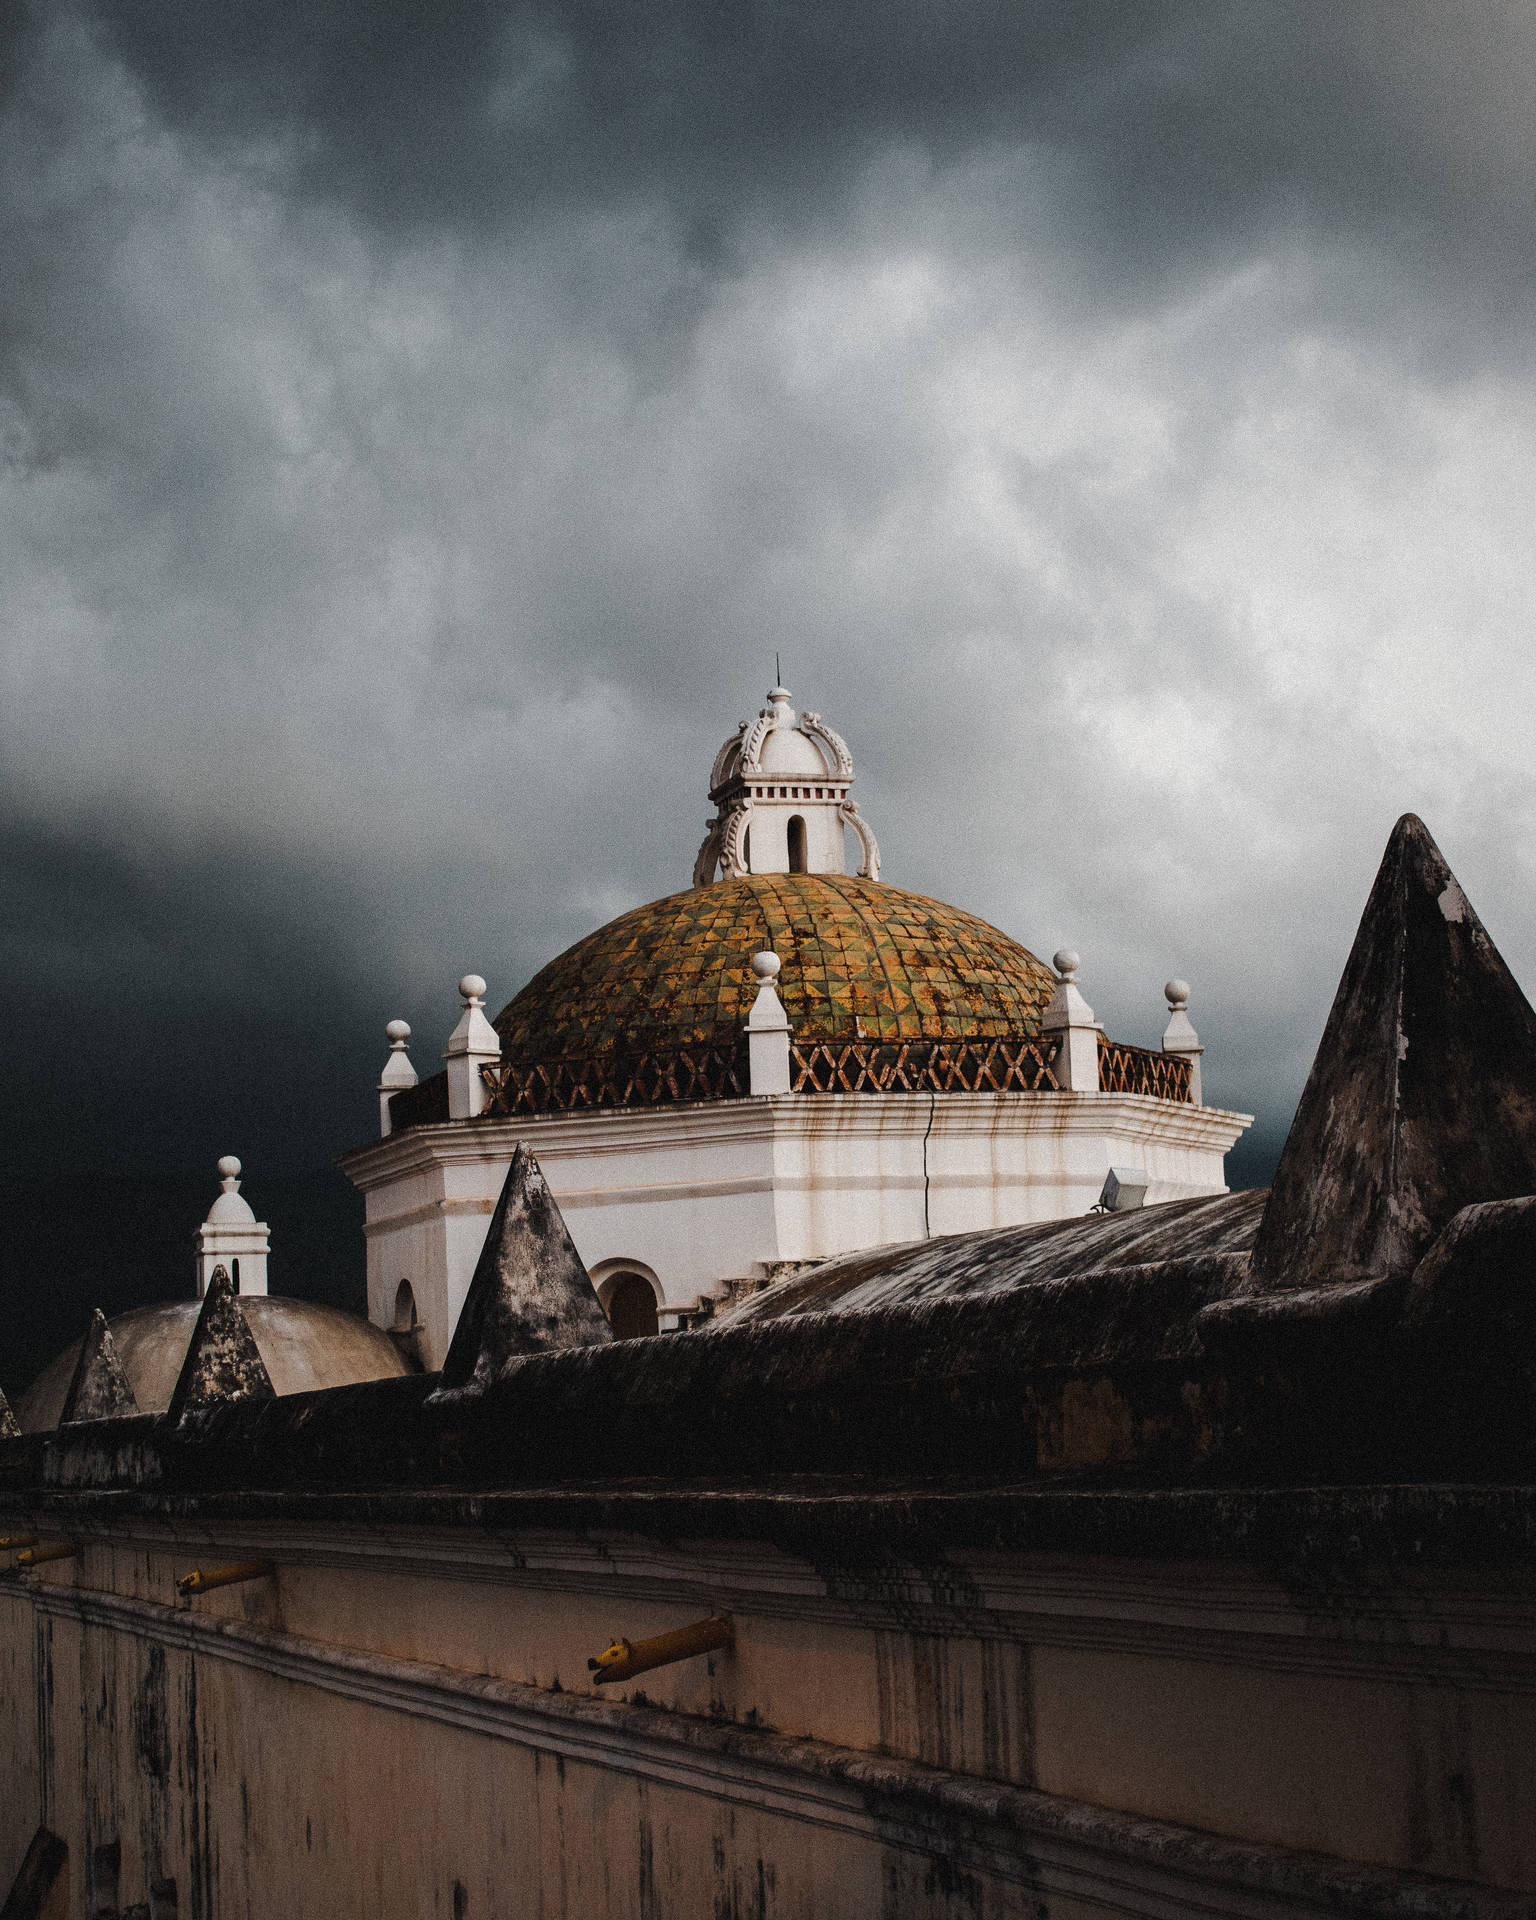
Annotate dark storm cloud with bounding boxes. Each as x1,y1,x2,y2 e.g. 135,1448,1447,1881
74,0,1536,336
84,0,1169,228
0,799,390,1176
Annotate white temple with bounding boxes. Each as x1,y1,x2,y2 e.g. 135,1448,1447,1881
341,688,1250,1364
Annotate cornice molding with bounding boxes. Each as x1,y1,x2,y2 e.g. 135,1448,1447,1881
340,1092,1254,1188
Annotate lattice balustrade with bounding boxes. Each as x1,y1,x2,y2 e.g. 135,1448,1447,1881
468,1032,1191,1118
481,1044,748,1115
789,1038,1060,1095
1097,1040,1194,1103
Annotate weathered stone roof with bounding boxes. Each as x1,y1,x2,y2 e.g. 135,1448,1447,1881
492,873,1057,1064
713,1188,1267,1324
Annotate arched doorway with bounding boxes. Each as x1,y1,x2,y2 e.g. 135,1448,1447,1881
603,1271,659,1340
787,814,808,873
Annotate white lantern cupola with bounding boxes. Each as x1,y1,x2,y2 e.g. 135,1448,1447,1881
195,1156,270,1297
694,686,881,885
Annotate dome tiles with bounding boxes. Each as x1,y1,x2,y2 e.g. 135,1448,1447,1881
492,873,1058,1065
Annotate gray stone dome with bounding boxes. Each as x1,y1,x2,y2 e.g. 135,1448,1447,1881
17,1296,410,1432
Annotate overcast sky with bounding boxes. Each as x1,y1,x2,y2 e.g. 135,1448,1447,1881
6,2,1536,1328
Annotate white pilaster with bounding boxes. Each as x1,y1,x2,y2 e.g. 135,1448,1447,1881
745,951,792,1096
196,1156,270,1297
379,1019,418,1135
1041,949,1102,1094
445,974,501,1120
1161,979,1204,1106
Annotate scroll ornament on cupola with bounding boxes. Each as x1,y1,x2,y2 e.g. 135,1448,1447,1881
695,685,880,886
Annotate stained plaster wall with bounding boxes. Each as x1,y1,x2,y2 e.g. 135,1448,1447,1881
1,1568,1079,1920
4,1536,1535,1915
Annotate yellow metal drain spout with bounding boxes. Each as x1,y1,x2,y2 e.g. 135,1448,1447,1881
16,1542,76,1567
588,1615,732,1684
176,1561,273,1598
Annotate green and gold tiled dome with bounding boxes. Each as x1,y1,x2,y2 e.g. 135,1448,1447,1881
493,874,1056,1063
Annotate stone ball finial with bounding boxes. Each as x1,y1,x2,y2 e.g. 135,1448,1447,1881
1053,950,1080,982
459,974,487,1006
217,1155,242,1183
385,1018,412,1047
1165,979,1191,1010
751,950,782,982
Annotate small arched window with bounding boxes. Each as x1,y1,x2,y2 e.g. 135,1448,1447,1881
787,815,808,873
388,1280,426,1370
231,1258,241,1292
604,1271,659,1340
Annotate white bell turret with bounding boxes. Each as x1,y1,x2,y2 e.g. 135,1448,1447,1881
694,686,881,886
195,1157,270,1297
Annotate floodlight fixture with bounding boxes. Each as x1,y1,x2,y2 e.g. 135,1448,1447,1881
1096,1167,1150,1213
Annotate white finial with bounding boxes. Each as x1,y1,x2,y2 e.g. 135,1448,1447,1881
379,1018,419,1134
217,1155,242,1190
745,948,792,1093
1161,977,1203,1104
445,971,500,1119
1041,949,1099,1092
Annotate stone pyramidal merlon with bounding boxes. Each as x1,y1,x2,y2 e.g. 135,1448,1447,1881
438,1143,613,1393
0,1386,20,1440
59,1309,139,1423
1250,813,1536,1291
166,1265,275,1423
